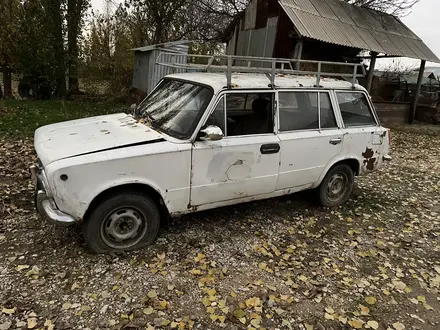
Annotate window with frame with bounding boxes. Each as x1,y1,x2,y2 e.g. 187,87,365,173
337,92,377,127
320,93,338,129
279,92,318,131
205,92,274,137
278,91,337,131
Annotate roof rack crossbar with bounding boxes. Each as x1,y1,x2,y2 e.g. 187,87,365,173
156,52,366,88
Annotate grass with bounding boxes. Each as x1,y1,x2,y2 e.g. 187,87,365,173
0,99,127,138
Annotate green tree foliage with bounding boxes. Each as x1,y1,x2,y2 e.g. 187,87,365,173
1,0,420,99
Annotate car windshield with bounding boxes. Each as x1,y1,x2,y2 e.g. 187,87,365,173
136,79,213,139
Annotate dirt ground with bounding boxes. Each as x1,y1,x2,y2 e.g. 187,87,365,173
0,125,439,330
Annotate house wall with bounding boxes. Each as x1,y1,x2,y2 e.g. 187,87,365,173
226,0,279,61
227,1,362,68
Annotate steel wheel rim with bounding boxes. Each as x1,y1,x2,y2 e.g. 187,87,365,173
100,206,147,249
327,172,348,202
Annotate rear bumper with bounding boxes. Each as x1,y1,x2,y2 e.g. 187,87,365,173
36,191,76,226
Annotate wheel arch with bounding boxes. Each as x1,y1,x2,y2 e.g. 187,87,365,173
314,157,361,188
82,183,170,225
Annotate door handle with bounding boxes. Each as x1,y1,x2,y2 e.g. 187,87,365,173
260,143,280,154
329,138,342,145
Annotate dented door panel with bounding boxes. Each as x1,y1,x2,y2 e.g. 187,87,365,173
190,135,281,207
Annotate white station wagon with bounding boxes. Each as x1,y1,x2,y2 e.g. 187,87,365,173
31,56,391,253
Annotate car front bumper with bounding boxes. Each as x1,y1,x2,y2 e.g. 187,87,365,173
31,165,76,226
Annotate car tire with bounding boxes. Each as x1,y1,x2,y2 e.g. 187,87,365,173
318,164,354,207
83,191,161,253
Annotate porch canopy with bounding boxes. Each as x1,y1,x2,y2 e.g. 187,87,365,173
279,0,439,63
278,0,439,122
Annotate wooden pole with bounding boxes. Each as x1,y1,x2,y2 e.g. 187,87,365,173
294,39,303,71
366,52,377,93
411,59,426,124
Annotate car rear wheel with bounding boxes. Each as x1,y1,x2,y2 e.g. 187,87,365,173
318,164,354,207
83,191,161,253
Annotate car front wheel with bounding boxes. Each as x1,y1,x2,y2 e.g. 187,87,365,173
83,191,161,253
318,164,354,207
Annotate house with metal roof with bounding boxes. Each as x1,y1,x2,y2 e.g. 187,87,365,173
224,0,439,64
223,0,439,123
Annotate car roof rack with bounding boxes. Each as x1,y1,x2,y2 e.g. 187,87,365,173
156,51,366,89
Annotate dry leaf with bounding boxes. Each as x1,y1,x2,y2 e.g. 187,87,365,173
304,323,313,330
233,309,245,319
16,264,30,271
44,320,54,330
1,307,16,315
61,303,71,310
27,318,37,329
393,322,405,330
324,313,334,320
423,303,434,310
360,304,370,315
143,307,154,315
147,290,157,298
365,296,377,305
367,320,379,329
348,319,364,329
325,307,335,314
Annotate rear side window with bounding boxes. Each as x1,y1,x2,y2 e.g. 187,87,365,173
279,92,319,131
337,92,377,127
278,91,337,131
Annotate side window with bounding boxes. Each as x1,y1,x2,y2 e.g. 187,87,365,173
205,93,274,137
226,93,274,136
279,92,319,131
337,92,377,127
205,96,225,133
320,93,337,129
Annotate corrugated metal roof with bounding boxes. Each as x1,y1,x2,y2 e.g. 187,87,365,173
131,40,191,52
278,0,440,62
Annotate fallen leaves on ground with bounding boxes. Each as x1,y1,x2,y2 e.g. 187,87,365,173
0,121,440,329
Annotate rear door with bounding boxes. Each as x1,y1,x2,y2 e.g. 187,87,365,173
276,90,344,190
335,90,387,172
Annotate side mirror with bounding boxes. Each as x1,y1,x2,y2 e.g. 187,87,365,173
199,125,224,141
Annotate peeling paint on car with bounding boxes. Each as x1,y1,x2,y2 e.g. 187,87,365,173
362,147,377,171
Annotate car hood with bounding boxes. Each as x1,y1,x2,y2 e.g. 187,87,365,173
35,113,164,166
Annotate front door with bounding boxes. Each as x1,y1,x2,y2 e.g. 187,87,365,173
276,90,344,190
190,91,280,207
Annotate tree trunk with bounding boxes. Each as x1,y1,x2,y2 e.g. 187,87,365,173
2,61,13,99
49,0,66,97
0,81,3,99
67,0,81,93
